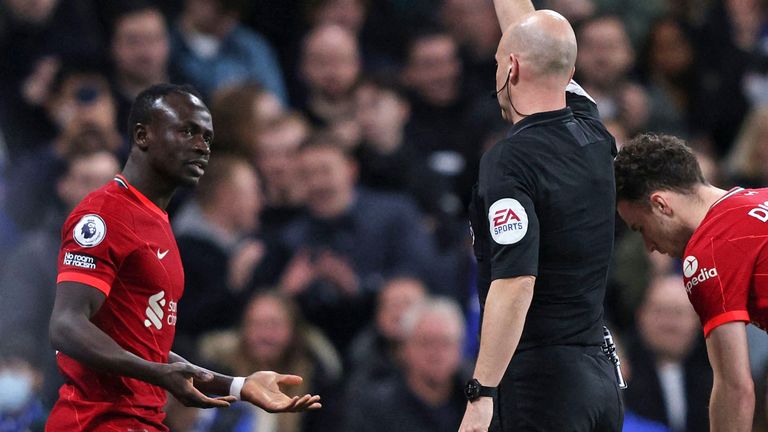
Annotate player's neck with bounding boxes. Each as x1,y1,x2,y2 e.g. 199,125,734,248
687,185,730,230
120,164,176,211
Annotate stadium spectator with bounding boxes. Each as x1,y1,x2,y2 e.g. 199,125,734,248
0,340,47,432
170,0,287,102
342,297,467,432
278,133,439,351
296,24,361,128
109,2,171,136
723,106,768,188
308,0,367,36
195,292,342,432
624,275,712,432
592,0,666,46
440,0,504,109
0,0,106,158
693,0,765,156
575,15,652,134
210,82,285,155
352,77,417,194
347,276,428,382
638,16,698,137
173,155,272,355
4,66,122,231
0,149,119,408
401,29,485,219
253,112,311,233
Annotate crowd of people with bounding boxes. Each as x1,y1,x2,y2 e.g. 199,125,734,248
0,0,767,430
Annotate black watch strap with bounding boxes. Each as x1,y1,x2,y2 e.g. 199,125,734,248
465,378,498,401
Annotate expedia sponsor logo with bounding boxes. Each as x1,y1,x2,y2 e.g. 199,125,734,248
62,252,96,269
684,267,718,293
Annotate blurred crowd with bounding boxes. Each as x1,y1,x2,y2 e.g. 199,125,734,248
1,0,768,431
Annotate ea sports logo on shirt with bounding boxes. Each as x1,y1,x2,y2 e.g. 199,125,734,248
488,198,528,245
682,256,698,278
73,214,106,247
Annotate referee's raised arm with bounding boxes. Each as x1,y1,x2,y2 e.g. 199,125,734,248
491,0,535,33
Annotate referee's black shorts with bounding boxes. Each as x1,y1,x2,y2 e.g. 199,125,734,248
491,345,623,432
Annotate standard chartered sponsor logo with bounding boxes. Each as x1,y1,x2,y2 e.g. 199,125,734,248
144,291,166,330
143,291,178,330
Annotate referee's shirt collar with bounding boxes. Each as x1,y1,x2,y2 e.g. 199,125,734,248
506,107,573,138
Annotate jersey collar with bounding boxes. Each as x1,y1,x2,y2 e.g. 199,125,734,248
710,187,744,210
114,174,169,222
506,107,573,138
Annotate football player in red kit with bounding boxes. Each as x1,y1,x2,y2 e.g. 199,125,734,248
615,133,761,432
47,84,320,431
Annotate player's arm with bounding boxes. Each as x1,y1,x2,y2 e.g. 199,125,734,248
706,321,754,432
459,275,535,432
49,282,233,408
492,0,535,32
168,351,322,412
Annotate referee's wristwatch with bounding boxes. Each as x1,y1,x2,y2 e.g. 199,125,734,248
464,378,497,402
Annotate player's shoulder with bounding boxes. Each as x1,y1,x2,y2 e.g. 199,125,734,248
689,188,768,248
65,181,135,229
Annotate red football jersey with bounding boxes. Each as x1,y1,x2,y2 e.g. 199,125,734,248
47,175,184,432
684,187,768,337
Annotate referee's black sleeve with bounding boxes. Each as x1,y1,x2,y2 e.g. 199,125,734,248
484,152,539,281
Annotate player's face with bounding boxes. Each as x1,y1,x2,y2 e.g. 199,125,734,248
146,93,213,187
617,199,690,258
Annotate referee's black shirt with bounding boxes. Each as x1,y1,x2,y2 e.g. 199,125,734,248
469,81,616,351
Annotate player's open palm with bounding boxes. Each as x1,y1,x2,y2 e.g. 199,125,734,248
160,362,236,408
241,371,322,413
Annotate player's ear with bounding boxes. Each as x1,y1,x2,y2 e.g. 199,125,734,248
649,192,672,216
133,123,149,151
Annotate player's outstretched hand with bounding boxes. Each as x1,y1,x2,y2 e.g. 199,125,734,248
159,362,237,408
241,371,322,413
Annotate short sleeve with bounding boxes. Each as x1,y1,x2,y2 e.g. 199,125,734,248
485,168,540,281
566,80,599,118
56,211,136,296
685,238,751,337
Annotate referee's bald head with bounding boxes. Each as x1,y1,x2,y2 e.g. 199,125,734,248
499,10,577,82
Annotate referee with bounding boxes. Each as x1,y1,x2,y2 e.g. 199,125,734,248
459,2,623,431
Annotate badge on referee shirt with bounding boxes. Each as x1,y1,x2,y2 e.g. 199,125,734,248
488,198,528,244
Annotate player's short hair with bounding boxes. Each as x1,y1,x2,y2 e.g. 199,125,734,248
127,83,203,143
614,133,707,206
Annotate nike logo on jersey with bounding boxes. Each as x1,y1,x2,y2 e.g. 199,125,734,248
157,249,169,260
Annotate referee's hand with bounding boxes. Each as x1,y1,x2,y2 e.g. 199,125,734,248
459,397,493,432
